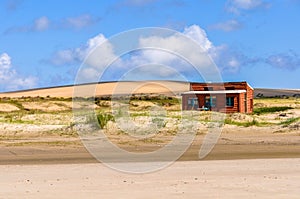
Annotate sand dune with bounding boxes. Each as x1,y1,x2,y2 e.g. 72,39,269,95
0,81,190,98
254,88,300,97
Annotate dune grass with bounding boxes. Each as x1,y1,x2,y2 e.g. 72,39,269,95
253,106,293,115
280,117,300,126
224,118,260,127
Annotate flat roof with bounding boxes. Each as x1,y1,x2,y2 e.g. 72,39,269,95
182,90,247,95
190,81,254,90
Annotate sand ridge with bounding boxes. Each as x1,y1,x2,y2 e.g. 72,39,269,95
0,81,190,98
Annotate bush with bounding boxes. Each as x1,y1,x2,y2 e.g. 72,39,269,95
253,106,293,115
225,118,259,127
86,112,115,129
96,112,115,129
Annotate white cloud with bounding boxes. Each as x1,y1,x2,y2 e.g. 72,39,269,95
134,25,242,75
4,16,50,33
84,34,117,71
49,50,77,66
34,16,50,31
64,15,100,29
4,14,99,34
49,33,110,67
266,52,300,70
226,0,270,14
137,25,213,63
51,25,214,69
120,0,158,6
48,25,250,83
209,20,243,32
113,25,216,80
0,53,11,70
0,53,37,91
233,0,263,9
183,25,212,51
86,33,108,50
209,45,241,73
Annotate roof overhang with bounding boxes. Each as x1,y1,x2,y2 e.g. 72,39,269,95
181,90,247,95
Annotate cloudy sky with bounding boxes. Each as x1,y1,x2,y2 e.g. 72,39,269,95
0,0,299,91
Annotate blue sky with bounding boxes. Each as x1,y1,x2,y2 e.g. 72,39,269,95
0,0,299,91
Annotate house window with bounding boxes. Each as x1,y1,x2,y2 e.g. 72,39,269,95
205,96,216,107
204,87,213,91
188,98,198,107
226,97,234,107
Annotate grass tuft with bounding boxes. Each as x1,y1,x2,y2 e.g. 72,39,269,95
225,118,260,127
280,117,300,127
253,106,293,115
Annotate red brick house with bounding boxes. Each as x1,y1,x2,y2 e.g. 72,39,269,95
182,82,254,113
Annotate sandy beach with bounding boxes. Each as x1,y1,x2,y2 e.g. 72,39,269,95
1,158,299,198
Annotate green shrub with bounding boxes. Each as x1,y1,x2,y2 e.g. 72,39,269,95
86,112,115,129
225,118,259,127
96,112,115,129
253,106,293,115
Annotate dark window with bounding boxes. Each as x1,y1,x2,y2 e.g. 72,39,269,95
226,97,234,107
204,87,213,91
205,96,216,107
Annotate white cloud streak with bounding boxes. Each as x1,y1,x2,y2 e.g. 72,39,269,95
266,52,300,70
4,16,50,33
4,14,99,34
209,20,243,32
121,0,158,6
64,15,100,29
226,0,271,14
34,16,50,31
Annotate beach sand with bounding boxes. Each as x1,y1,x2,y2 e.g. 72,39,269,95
1,158,299,198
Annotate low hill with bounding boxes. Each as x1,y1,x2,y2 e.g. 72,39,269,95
254,88,300,98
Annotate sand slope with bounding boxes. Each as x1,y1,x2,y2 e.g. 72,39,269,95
0,81,190,98
254,88,300,97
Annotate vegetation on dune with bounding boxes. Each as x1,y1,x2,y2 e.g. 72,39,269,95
0,96,299,134
224,118,260,127
96,112,115,129
86,112,115,129
253,106,293,115
280,117,300,126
